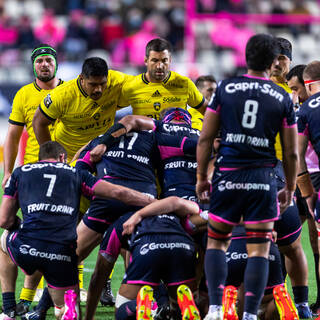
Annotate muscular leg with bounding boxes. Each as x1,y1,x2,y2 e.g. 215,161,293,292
85,254,115,320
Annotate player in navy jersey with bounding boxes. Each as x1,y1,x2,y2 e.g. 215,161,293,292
196,34,298,320
0,141,155,320
112,196,207,320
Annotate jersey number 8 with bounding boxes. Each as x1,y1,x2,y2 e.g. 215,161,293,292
241,100,258,129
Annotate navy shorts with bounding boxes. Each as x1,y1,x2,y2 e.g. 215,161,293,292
83,179,157,234
226,238,283,295
162,185,197,202
99,212,132,262
7,232,78,289
209,167,278,225
123,234,196,286
274,201,302,247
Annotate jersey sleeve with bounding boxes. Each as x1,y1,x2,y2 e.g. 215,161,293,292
4,169,19,198
39,91,62,121
8,89,25,126
75,139,98,173
156,133,198,160
79,170,100,197
282,97,296,128
207,81,222,113
297,106,308,136
118,75,133,108
187,78,205,109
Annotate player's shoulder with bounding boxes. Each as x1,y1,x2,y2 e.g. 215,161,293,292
15,81,39,96
108,70,131,84
49,78,79,99
166,71,193,86
302,91,320,110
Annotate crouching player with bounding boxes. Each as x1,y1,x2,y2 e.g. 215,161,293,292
114,196,207,320
0,141,155,320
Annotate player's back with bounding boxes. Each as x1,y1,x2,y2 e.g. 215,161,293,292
8,161,96,244
211,75,295,168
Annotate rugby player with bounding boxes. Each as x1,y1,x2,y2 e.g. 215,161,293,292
297,60,320,316
270,39,311,319
117,38,208,129
32,57,130,161
189,75,217,131
196,34,298,320
0,141,155,320
2,44,63,314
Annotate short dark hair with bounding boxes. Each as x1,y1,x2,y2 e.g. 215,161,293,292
276,37,292,60
286,64,306,85
195,75,217,89
303,60,320,81
81,57,108,78
39,141,67,161
245,34,279,71
145,38,172,57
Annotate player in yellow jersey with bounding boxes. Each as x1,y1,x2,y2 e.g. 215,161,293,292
270,37,312,318
118,38,208,129
1,44,63,316
188,75,217,131
2,44,63,189
32,57,129,161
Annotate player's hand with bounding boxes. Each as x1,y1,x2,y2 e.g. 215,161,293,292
1,173,11,190
306,191,318,218
277,187,294,214
196,178,211,203
122,213,142,235
90,144,107,162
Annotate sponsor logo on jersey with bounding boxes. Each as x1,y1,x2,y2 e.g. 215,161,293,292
218,180,270,192
226,251,275,262
308,95,320,108
139,242,191,255
19,244,71,261
153,102,161,111
93,113,100,121
163,97,181,103
44,94,52,108
152,90,162,97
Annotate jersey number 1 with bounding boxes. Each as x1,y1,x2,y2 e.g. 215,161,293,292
241,100,258,129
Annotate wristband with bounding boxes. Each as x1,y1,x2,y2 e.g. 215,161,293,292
296,172,314,198
98,123,127,147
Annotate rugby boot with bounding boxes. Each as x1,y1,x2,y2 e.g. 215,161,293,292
62,290,78,320
310,302,320,316
177,285,201,320
136,285,154,320
80,289,87,303
204,310,223,320
15,300,31,316
273,285,299,320
0,309,16,320
222,286,238,320
100,279,115,306
296,304,312,319
21,307,46,320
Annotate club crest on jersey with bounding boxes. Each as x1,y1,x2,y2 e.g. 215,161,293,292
44,94,52,108
152,90,162,97
93,113,101,121
153,102,161,111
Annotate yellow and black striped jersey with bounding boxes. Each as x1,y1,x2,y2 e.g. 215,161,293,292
39,70,128,161
9,79,63,164
118,71,205,124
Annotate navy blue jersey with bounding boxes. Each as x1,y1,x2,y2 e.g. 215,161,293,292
131,213,194,244
298,92,320,161
154,120,199,191
4,162,99,244
77,131,159,184
209,75,295,168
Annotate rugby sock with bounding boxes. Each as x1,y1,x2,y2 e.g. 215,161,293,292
37,276,44,289
242,311,257,320
280,253,287,280
2,292,16,315
78,264,84,289
19,287,36,302
292,286,308,305
115,300,136,320
314,253,320,303
36,287,54,311
243,256,269,315
154,283,169,307
205,249,227,305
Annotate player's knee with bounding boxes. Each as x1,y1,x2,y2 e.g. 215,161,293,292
0,230,9,254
